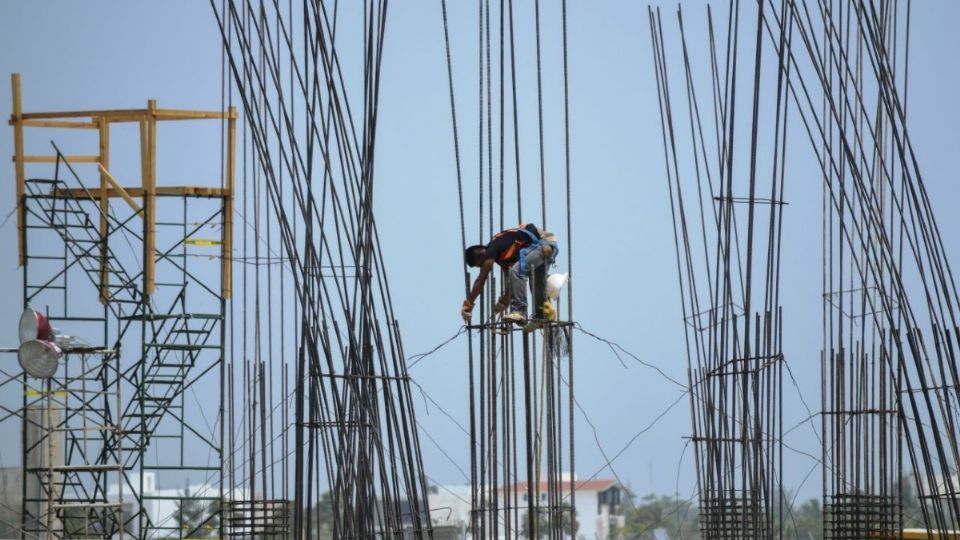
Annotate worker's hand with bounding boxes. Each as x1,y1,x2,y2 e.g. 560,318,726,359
461,299,474,322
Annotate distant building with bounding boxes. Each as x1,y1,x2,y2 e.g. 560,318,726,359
24,406,62,533
427,475,626,539
426,483,472,533
107,472,248,538
501,477,626,539
0,466,22,537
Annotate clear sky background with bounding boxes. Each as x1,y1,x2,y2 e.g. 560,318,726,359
1,1,959,505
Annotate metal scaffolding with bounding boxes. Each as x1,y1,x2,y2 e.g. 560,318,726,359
8,73,235,538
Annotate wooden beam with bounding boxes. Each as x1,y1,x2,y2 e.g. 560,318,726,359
901,530,960,540
104,113,150,123
153,108,238,121
17,108,236,122
98,119,110,304
20,108,147,121
11,73,24,266
18,155,99,163
144,100,157,296
139,115,149,299
222,106,236,300
96,164,142,214
50,186,231,199
10,119,100,129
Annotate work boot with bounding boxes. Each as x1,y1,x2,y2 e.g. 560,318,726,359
502,311,526,324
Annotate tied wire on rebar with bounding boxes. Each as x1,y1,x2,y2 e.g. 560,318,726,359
211,1,434,537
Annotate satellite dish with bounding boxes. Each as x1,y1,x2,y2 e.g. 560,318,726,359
18,339,61,379
19,308,53,344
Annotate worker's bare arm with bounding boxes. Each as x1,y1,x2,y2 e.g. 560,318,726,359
466,259,495,304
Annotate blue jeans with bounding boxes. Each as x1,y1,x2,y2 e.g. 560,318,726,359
508,244,552,313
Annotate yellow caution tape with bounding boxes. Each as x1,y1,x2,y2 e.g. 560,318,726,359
25,389,67,398
185,239,222,246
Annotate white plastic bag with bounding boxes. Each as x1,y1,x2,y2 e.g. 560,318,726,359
546,272,568,300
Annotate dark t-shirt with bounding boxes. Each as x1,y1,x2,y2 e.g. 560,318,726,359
485,224,540,266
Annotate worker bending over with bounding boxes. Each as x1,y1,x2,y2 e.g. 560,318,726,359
461,224,558,324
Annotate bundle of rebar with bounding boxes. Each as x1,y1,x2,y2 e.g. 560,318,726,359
649,3,791,537
652,0,960,535
211,1,433,537
439,1,577,538
765,0,960,531
817,5,910,535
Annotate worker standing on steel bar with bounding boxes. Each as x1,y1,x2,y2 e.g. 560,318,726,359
462,223,558,324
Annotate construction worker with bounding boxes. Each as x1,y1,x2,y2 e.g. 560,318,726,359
461,224,558,324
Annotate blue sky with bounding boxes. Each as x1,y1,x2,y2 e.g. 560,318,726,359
1,1,959,505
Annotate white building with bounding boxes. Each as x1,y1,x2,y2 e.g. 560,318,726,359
426,483,472,534
107,472,247,538
501,478,626,540
428,475,626,540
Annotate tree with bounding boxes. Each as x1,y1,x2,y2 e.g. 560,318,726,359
309,491,338,540
201,498,221,536
174,485,217,538
777,495,822,540
619,493,699,540
900,476,926,528
521,502,579,539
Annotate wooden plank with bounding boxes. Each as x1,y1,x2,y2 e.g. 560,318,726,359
11,73,24,265
11,119,100,129
139,116,150,298
161,186,229,196
20,108,147,120
50,186,231,199
104,113,150,123
153,108,238,121
96,164,142,214
901,531,960,540
222,107,236,300
98,119,110,304
19,108,234,123
19,108,236,121
18,155,99,163
145,100,157,296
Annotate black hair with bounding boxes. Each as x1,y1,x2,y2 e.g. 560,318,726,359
464,245,486,267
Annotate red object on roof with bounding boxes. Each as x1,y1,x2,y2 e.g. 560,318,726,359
499,479,617,493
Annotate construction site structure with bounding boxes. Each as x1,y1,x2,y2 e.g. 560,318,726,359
6,73,236,538
4,346,124,538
